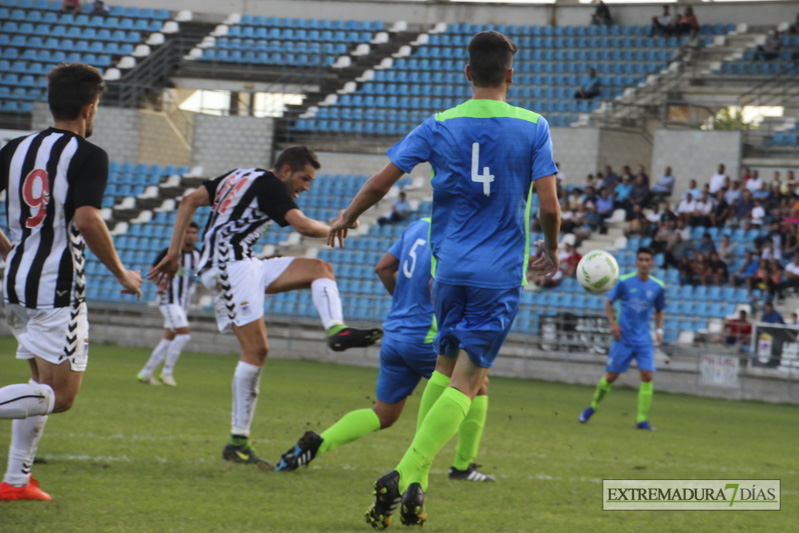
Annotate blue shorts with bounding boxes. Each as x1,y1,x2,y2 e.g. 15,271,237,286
606,341,656,373
375,335,437,404
432,281,521,369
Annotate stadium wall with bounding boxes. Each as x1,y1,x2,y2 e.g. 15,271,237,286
315,151,432,181
28,306,794,405
191,114,274,176
597,129,653,178
137,111,192,167
32,102,141,164
652,129,742,193
108,1,797,28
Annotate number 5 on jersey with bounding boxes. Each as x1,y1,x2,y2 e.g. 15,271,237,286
403,238,427,278
471,142,494,197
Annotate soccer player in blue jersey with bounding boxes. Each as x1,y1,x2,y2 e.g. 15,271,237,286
328,30,561,529
579,247,666,430
275,218,493,482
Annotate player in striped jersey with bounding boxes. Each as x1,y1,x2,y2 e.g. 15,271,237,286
149,146,382,469
0,63,142,501
138,221,201,386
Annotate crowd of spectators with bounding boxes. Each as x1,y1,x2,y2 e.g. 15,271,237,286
623,163,799,308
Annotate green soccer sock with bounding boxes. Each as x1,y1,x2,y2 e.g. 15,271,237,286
590,376,613,409
416,371,451,431
396,387,471,494
452,394,488,471
637,381,653,424
408,371,451,489
318,408,381,454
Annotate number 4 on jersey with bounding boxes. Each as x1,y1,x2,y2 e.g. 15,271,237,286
471,142,494,197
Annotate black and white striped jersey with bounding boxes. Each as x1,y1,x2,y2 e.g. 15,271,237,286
198,168,297,272
0,127,108,309
153,247,200,310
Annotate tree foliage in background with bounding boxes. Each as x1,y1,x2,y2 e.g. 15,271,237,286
713,106,758,130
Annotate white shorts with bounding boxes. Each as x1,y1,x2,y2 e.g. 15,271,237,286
7,302,90,372
201,257,295,333
159,304,189,331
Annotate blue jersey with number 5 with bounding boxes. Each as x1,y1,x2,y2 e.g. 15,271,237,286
387,99,557,290
383,218,436,343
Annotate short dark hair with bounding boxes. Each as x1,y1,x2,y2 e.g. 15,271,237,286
47,63,105,121
637,246,654,258
468,31,517,88
274,146,320,173
188,221,200,230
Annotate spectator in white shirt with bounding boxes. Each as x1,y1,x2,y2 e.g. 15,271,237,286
691,191,715,227
750,199,765,227
651,5,675,37
708,163,729,194
677,193,697,224
746,171,763,192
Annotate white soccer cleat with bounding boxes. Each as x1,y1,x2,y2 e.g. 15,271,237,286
137,372,160,385
160,373,177,387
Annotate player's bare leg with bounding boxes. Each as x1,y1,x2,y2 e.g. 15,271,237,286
266,258,382,350
220,319,273,470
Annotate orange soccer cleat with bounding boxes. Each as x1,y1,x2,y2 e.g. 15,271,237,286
0,477,52,501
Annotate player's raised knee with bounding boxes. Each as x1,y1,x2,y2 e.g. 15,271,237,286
313,258,335,280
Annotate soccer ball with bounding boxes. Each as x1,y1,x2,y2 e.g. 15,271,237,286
577,250,619,294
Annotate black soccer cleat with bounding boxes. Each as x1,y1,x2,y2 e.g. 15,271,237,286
400,482,427,527
222,441,274,471
275,431,323,472
327,326,383,352
365,470,401,530
448,463,495,482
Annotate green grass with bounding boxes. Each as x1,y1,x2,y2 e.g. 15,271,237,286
0,335,796,532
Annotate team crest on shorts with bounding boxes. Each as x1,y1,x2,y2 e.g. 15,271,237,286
240,301,250,315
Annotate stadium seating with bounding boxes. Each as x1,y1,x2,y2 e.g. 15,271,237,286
0,1,167,113
717,34,798,76
292,22,733,133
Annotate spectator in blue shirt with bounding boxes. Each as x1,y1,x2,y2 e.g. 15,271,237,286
574,68,600,99
377,191,413,226
651,166,675,199
599,165,619,192
761,302,785,324
696,233,716,257
682,179,702,201
596,188,614,220
614,175,633,218
728,250,759,290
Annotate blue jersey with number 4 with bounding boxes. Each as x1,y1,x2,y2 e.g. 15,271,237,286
382,219,436,343
607,273,666,346
387,99,557,290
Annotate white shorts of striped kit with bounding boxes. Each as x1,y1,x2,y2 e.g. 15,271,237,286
7,302,89,372
200,256,295,333
159,304,189,331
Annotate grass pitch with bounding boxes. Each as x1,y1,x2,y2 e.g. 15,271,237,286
0,336,796,532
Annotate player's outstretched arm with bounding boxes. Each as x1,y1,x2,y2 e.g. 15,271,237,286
75,206,142,299
0,228,11,260
375,252,400,295
284,209,331,239
605,298,622,341
149,187,209,285
328,162,405,248
530,174,561,276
